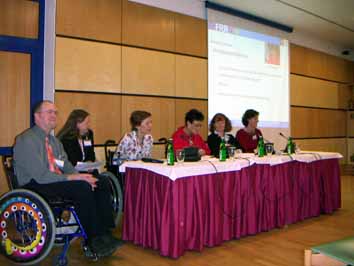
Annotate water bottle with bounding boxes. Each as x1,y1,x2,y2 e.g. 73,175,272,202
219,138,227,161
167,139,175,166
258,136,265,157
287,137,294,154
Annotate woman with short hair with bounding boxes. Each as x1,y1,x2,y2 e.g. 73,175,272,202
172,109,210,156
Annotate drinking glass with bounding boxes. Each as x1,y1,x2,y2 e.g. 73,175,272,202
265,143,274,156
176,149,185,164
235,149,243,158
228,146,236,160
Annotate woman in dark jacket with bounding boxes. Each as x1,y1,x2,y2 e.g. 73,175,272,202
207,113,240,157
57,109,95,166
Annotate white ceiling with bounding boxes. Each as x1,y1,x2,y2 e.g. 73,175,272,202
209,0,354,50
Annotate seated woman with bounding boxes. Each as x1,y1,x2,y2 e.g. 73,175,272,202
172,109,210,156
235,109,263,153
208,113,241,157
116,110,153,160
57,109,95,166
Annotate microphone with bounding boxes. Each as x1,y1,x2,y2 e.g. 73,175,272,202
279,132,297,153
279,132,288,140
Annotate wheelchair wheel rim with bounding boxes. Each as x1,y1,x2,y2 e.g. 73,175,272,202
0,190,55,265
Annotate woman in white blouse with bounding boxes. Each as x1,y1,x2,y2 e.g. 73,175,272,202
116,110,153,160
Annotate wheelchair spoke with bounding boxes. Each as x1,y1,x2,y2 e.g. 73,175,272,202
9,211,37,246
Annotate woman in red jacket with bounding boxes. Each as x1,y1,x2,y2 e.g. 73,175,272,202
172,109,210,156
235,109,263,153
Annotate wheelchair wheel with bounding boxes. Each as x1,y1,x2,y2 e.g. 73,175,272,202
100,171,123,226
0,189,56,265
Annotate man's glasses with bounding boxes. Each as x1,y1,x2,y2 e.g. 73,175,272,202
38,110,58,115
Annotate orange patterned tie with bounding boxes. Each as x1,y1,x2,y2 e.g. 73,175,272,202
45,136,62,174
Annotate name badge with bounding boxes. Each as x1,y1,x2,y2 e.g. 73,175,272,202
252,135,257,140
83,140,92,147
55,159,64,168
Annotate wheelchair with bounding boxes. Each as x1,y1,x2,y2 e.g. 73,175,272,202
0,155,123,266
103,140,125,203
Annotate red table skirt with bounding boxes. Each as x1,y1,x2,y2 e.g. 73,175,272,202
122,159,341,258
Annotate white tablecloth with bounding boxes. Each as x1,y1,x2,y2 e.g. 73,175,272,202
119,151,342,181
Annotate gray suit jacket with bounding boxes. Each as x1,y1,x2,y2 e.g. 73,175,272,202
13,125,77,186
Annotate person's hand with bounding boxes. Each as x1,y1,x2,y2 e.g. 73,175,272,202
67,173,98,190
198,149,206,156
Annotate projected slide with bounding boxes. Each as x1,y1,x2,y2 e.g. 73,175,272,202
208,23,289,129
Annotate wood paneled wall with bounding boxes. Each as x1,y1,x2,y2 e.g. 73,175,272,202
348,138,354,164
55,37,122,93
348,111,354,138
121,47,175,96
55,0,208,152
0,0,39,39
0,1,39,192
295,138,347,161
0,51,31,147
290,75,351,109
56,0,122,43
291,107,346,138
176,55,208,98
55,0,353,162
56,0,207,58
55,92,122,144
175,13,207,57
290,44,353,83
290,44,353,162
122,0,175,52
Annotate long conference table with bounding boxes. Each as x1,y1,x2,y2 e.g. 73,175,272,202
119,152,342,258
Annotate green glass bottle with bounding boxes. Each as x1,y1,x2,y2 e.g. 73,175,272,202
258,136,265,157
219,138,227,161
167,138,175,166
287,137,294,155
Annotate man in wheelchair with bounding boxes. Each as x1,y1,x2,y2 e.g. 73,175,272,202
13,100,123,259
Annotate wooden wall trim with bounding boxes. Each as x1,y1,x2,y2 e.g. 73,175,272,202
290,73,350,85
55,90,208,101
294,137,347,140
56,34,208,60
291,105,347,111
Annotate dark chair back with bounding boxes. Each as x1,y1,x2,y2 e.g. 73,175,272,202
2,155,19,190
103,139,117,169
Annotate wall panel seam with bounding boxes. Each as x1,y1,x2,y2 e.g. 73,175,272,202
56,34,208,60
